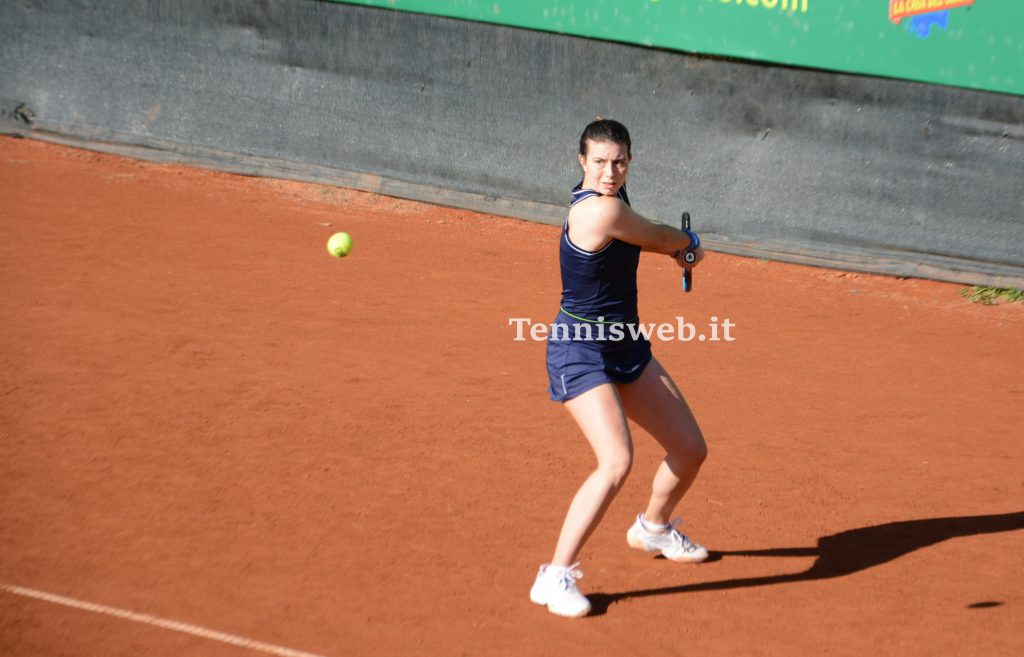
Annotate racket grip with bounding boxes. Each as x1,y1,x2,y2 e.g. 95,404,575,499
682,212,693,293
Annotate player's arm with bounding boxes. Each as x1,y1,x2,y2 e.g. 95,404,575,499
581,195,699,257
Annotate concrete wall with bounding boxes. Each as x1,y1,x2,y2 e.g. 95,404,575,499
2,0,1021,286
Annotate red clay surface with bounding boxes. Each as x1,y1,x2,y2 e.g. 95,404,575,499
1,136,1022,657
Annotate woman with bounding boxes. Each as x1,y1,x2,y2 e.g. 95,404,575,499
530,119,709,618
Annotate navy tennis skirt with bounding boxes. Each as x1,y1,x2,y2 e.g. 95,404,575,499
545,309,652,402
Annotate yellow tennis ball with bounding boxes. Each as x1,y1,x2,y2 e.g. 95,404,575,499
327,232,353,258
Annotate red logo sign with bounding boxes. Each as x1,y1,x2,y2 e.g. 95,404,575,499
890,0,975,23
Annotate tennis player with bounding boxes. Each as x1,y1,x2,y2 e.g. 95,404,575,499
530,119,708,618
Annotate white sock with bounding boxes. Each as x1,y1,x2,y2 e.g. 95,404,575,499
639,514,669,533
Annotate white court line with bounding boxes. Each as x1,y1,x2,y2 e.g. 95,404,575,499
1,583,331,657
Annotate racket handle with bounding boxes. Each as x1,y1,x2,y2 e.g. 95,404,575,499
681,212,693,293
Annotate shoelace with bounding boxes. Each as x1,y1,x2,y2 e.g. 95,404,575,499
667,518,700,553
553,562,584,592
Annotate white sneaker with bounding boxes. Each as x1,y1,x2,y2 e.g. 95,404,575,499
626,513,709,563
529,563,591,618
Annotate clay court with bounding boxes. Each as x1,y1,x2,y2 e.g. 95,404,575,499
1,136,1022,656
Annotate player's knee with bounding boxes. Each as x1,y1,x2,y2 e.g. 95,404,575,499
599,451,633,488
691,440,708,465
672,433,707,467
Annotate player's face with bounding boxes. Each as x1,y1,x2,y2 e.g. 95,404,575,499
579,139,631,196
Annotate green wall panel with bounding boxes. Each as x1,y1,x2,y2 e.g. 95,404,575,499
330,0,1022,95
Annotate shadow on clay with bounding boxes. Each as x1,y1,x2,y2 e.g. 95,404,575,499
587,510,1024,616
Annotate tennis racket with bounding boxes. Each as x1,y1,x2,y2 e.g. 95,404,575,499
681,211,694,293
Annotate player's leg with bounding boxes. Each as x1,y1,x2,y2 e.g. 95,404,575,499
617,356,709,561
550,381,634,566
531,381,632,617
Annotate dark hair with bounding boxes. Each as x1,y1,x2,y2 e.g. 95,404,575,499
578,118,631,157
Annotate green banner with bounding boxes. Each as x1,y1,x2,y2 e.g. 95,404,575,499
330,0,1022,96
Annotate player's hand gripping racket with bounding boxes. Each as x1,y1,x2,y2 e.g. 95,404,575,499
681,212,694,293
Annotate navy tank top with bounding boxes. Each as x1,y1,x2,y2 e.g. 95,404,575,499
559,183,641,323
